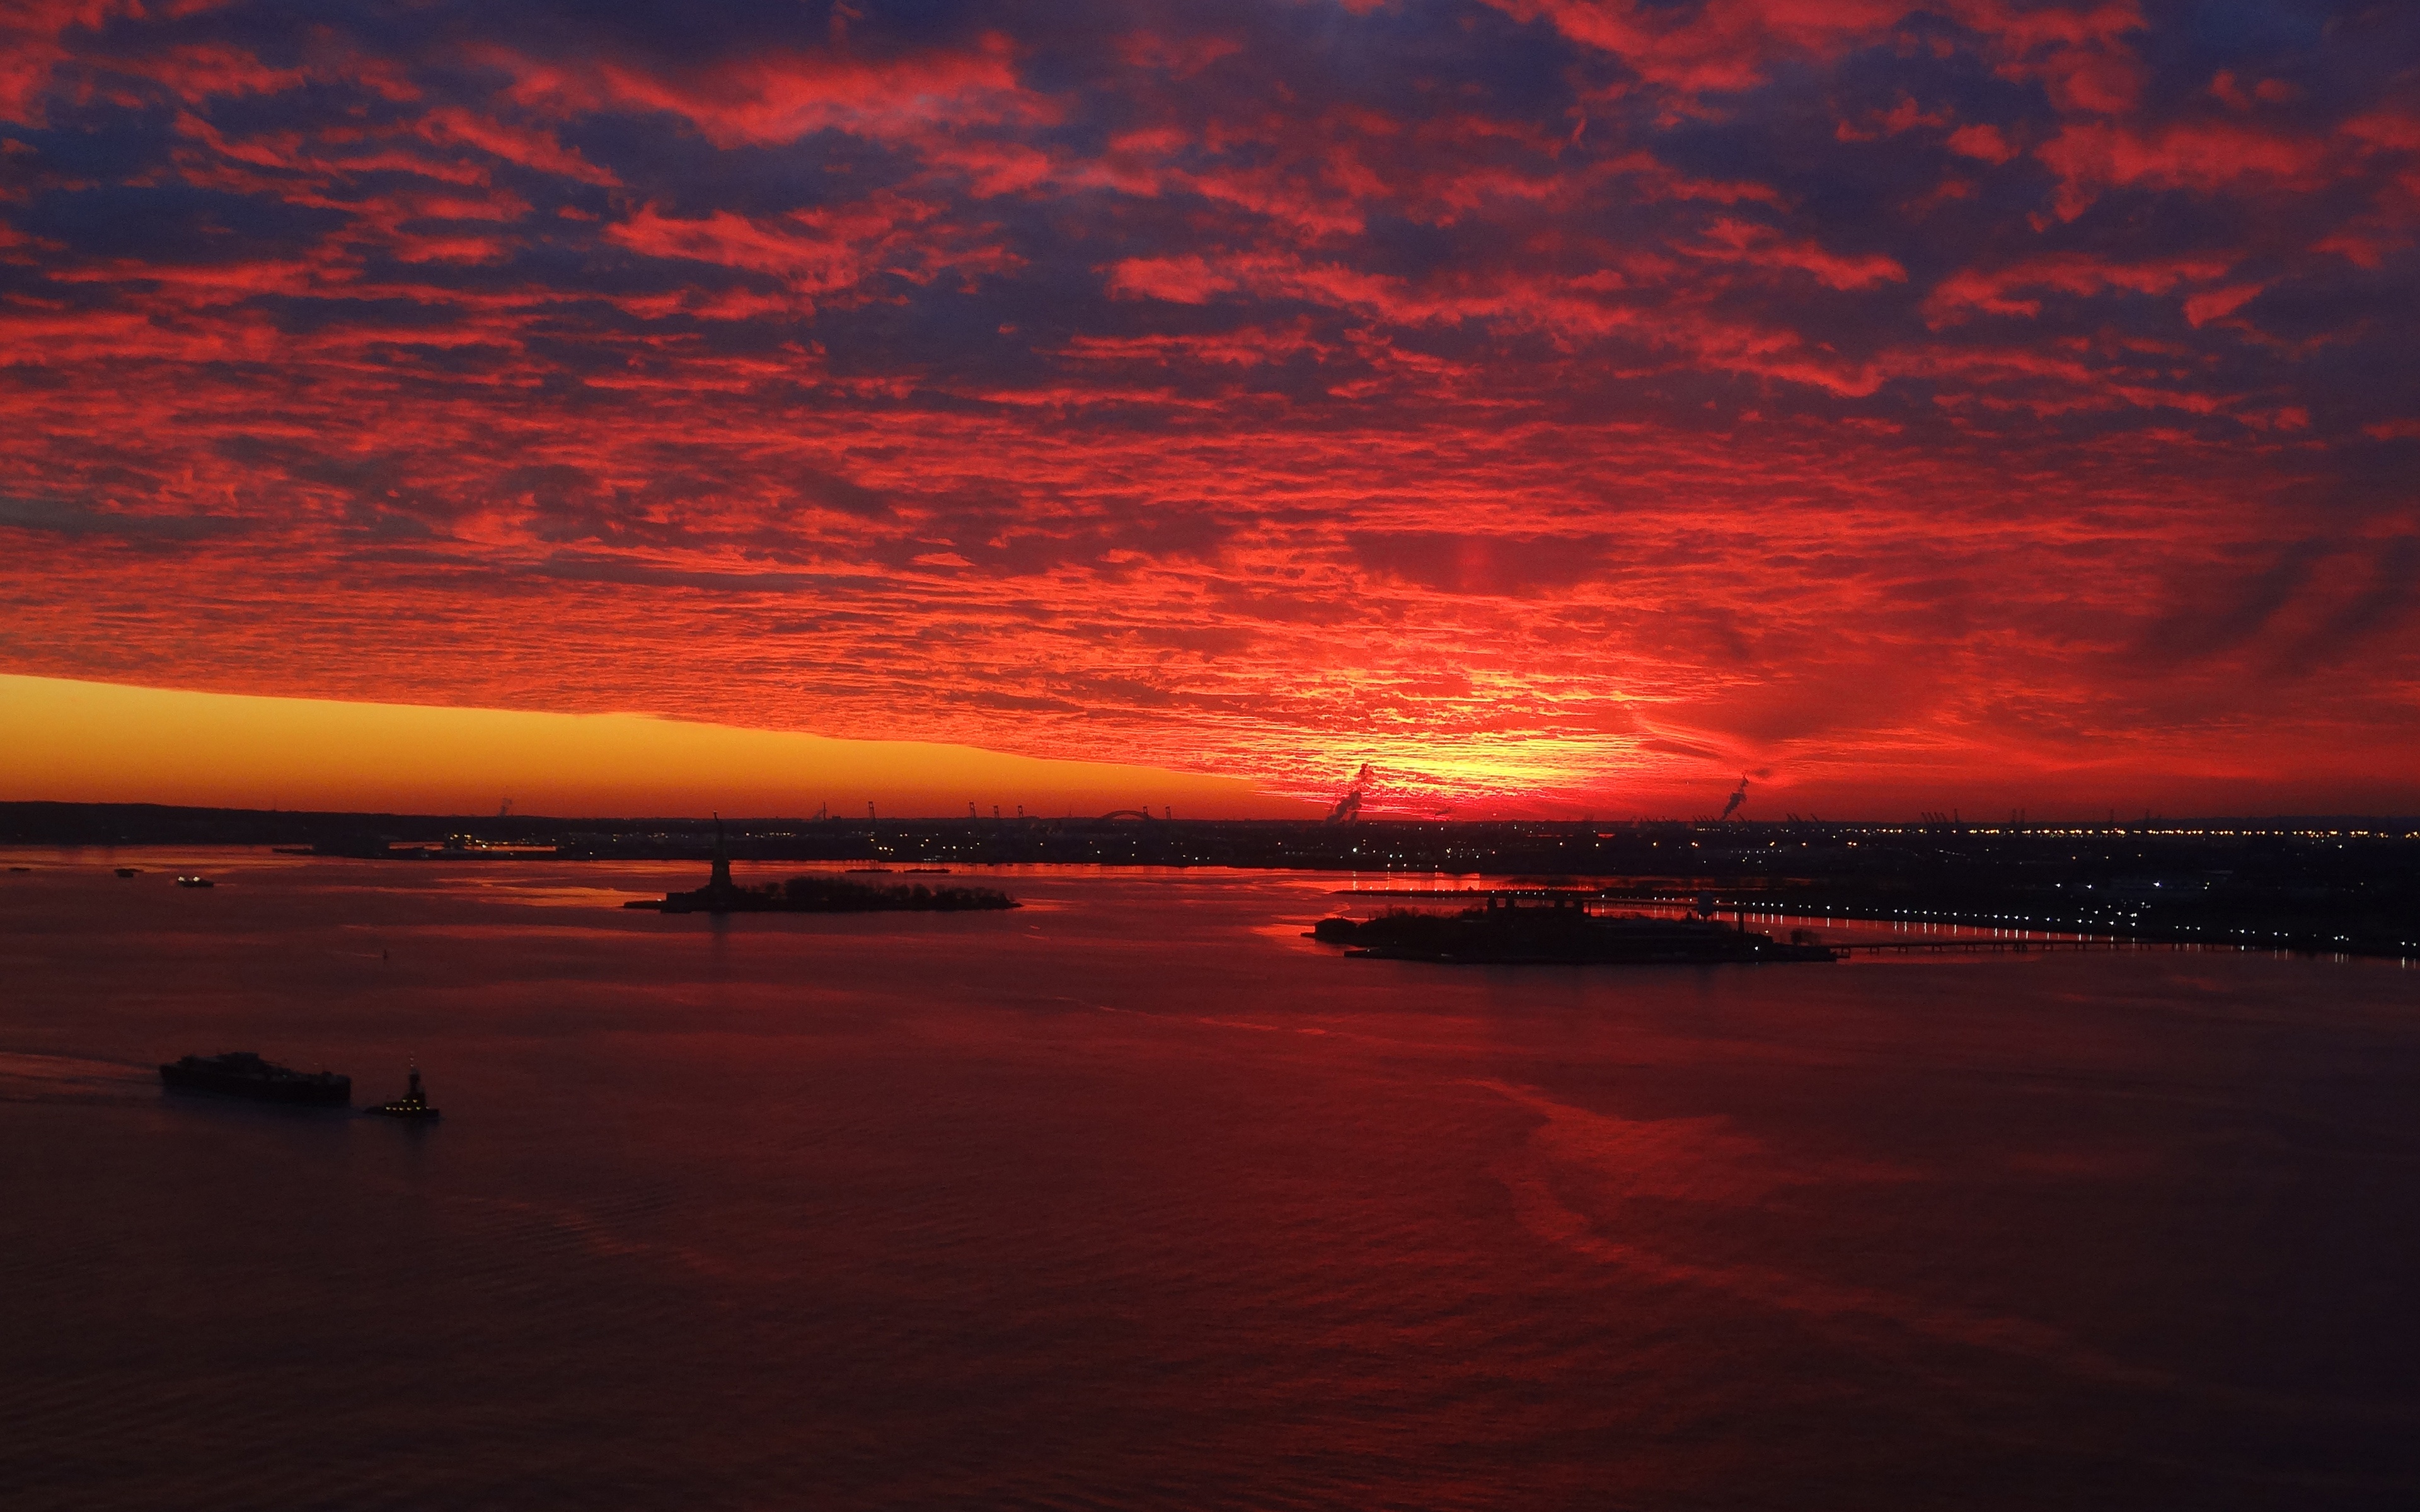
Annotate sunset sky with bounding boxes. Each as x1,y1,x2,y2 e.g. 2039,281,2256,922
3,0,2415,818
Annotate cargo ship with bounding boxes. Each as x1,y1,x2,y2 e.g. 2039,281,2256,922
158,1051,351,1106
1312,894,1840,965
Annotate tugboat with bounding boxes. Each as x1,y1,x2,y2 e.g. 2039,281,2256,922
364,1063,441,1121
159,1051,351,1106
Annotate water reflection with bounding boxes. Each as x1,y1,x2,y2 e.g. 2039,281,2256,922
1,850,2416,1508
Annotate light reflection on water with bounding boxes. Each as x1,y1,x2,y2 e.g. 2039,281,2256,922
2,849,2417,1509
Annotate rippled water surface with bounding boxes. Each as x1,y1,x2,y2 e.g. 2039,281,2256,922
4,850,2417,1509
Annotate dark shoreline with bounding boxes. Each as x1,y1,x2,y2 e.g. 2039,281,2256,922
1313,904,1841,965
6,802,2415,961
628,874,1018,916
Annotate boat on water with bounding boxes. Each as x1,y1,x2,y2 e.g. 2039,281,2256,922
174,875,214,888
364,1064,441,1121
1313,894,1840,965
159,1051,350,1106
115,867,142,878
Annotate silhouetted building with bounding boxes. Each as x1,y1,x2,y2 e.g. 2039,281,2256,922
710,813,734,893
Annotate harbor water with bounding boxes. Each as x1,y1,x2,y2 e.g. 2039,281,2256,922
3,852,2416,1509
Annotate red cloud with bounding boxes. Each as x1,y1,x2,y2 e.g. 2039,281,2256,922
1945,123,2017,164
2181,283,2261,328
418,108,619,188
1690,219,1908,290
607,204,901,294
1927,253,2235,323
2037,118,2341,217
1106,256,1236,304
488,37,1041,149
0,0,2414,816
1478,0,1904,93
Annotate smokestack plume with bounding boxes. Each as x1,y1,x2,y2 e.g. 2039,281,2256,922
1326,762,1376,823
1718,775,1748,822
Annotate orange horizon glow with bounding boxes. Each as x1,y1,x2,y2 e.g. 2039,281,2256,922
4,674,2413,822
0,677,1311,820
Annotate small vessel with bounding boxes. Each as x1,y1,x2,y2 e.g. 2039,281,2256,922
159,1051,350,1106
116,867,142,878
364,1064,441,1121
174,875,214,888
